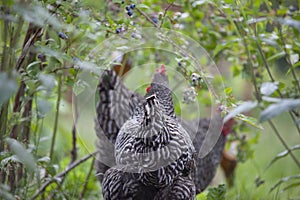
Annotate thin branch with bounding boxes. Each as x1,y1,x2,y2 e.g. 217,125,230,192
159,2,175,28
229,11,300,167
69,97,78,165
49,75,62,160
79,157,95,200
278,27,300,94
268,120,300,168
255,39,300,135
48,66,74,74
30,152,97,200
136,5,221,101
136,7,159,28
1,6,9,72
255,40,275,82
16,25,43,71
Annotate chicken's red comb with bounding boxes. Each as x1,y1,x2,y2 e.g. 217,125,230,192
156,64,166,75
146,85,151,93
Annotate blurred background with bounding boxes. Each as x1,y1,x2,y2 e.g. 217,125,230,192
0,0,300,199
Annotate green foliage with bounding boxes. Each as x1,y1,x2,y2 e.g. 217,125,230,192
6,138,37,174
260,98,300,122
1,0,300,199
0,72,18,107
207,184,226,200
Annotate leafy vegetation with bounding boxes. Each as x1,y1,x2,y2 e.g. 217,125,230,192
1,0,300,199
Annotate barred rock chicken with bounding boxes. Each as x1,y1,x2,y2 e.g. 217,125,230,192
95,65,174,183
103,95,196,199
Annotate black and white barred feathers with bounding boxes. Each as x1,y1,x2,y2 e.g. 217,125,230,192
103,94,195,200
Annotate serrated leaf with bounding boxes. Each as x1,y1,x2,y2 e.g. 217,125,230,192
260,82,278,96
265,144,300,171
260,99,300,122
270,174,300,192
224,101,257,123
6,138,36,174
0,72,18,107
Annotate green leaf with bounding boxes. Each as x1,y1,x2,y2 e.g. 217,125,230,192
224,101,257,123
37,73,56,93
266,52,285,62
224,87,232,95
0,72,18,107
270,174,300,192
6,138,37,174
34,46,70,64
262,96,282,103
260,99,300,122
283,182,300,191
236,114,263,129
207,184,226,200
0,184,15,200
196,191,208,200
37,156,50,164
277,18,300,32
74,61,101,74
36,98,52,119
137,4,150,9
13,5,63,30
260,82,278,96
265,144,300,171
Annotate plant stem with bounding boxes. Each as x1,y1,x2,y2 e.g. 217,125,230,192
79,157,95,200
69,97,78,165
30,152,97,200
231,15,300,167
0,102,8,151
255,39,300,136
159,2,175,28
1,6,9,72
278,27,300,94
268,120,300,168
49,74,62,160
